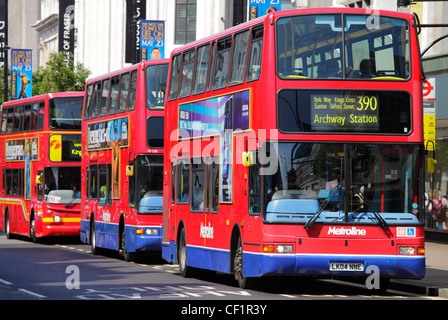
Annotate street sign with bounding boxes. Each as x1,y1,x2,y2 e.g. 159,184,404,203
423,78,436,151
249,0,281,20
423,79,435,99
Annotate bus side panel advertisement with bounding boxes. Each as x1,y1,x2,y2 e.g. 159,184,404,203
178,90,250,203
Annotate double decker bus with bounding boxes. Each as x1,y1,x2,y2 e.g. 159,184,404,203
80,59,169,261
162,8,426,289
0,92,83,241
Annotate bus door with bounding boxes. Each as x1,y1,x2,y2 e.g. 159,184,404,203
127,156,136,210
200,155,219,246
161,159,176,262
245,146,261,239
381,147,414,214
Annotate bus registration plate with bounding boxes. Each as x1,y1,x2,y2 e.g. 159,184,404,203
329,262,364,272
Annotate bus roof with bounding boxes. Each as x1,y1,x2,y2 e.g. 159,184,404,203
85,58,170,84
2,91,84,108
169,7,414,57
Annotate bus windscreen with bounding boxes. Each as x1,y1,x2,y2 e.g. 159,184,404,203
49,97,84,130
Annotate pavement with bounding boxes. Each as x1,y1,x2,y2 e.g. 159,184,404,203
389,229,448,298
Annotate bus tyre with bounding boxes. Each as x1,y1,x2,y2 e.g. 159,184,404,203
30,218,38,243
120,227,134,262
178,228,193,278
5,212,15,240
234,237,254,289
374,278,390,294
91,220,101,255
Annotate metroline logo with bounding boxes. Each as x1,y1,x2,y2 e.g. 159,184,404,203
328,226,367,236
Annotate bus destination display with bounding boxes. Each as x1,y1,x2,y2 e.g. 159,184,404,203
311,93,379,132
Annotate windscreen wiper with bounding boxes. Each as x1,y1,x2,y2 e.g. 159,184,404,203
304,184,342,230
351,185,389,230
64,193,80,208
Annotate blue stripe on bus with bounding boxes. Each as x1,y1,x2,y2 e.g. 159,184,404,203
162,242,425,279
80,219,161,253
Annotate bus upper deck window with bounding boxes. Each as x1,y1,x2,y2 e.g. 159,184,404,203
230,30,250,86
99,79,110,117
247,27,263,82
168,54,182,100
146,64,168,109
276,14,410,81
193,44,210,95
118,73,130,113
128,70,138,111
84,84,93,120
213,38,232,90
345,16,410,80
179,50,196,98
109,77,120,115
1,108,7,134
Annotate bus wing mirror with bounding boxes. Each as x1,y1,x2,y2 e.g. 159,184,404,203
36,175,43,184
243,151,255,167
126,165,134,176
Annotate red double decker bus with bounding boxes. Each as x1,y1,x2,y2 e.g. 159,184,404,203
0,92,84,241
80,59,169,261
162,8,426,290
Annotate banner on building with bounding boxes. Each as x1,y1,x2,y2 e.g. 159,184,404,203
249,0,281,20
0,0,7,68
59,0,75,57
125,0,147,64
11,49,32,100
140,20,165,61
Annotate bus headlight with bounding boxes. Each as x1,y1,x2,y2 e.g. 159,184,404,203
262,244,294,253
277,245,293,253
145,229,158,235
399,246,415,255
53,215,61,224
136,228,158,235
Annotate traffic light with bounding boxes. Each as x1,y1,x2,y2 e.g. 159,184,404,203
397,0,412,7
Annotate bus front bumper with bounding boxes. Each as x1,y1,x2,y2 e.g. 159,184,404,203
41,217,80,237
126,225,162,252
243,252,426,279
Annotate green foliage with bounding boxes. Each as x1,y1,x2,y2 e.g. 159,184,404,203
0,66,10,105
33,51,91,95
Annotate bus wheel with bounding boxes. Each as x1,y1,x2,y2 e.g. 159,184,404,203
120,227,134,262
371,277,390,294
234,237,254,289
178,228,192,278
5,212,15,240
30,217,38,243
91,219,100,255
